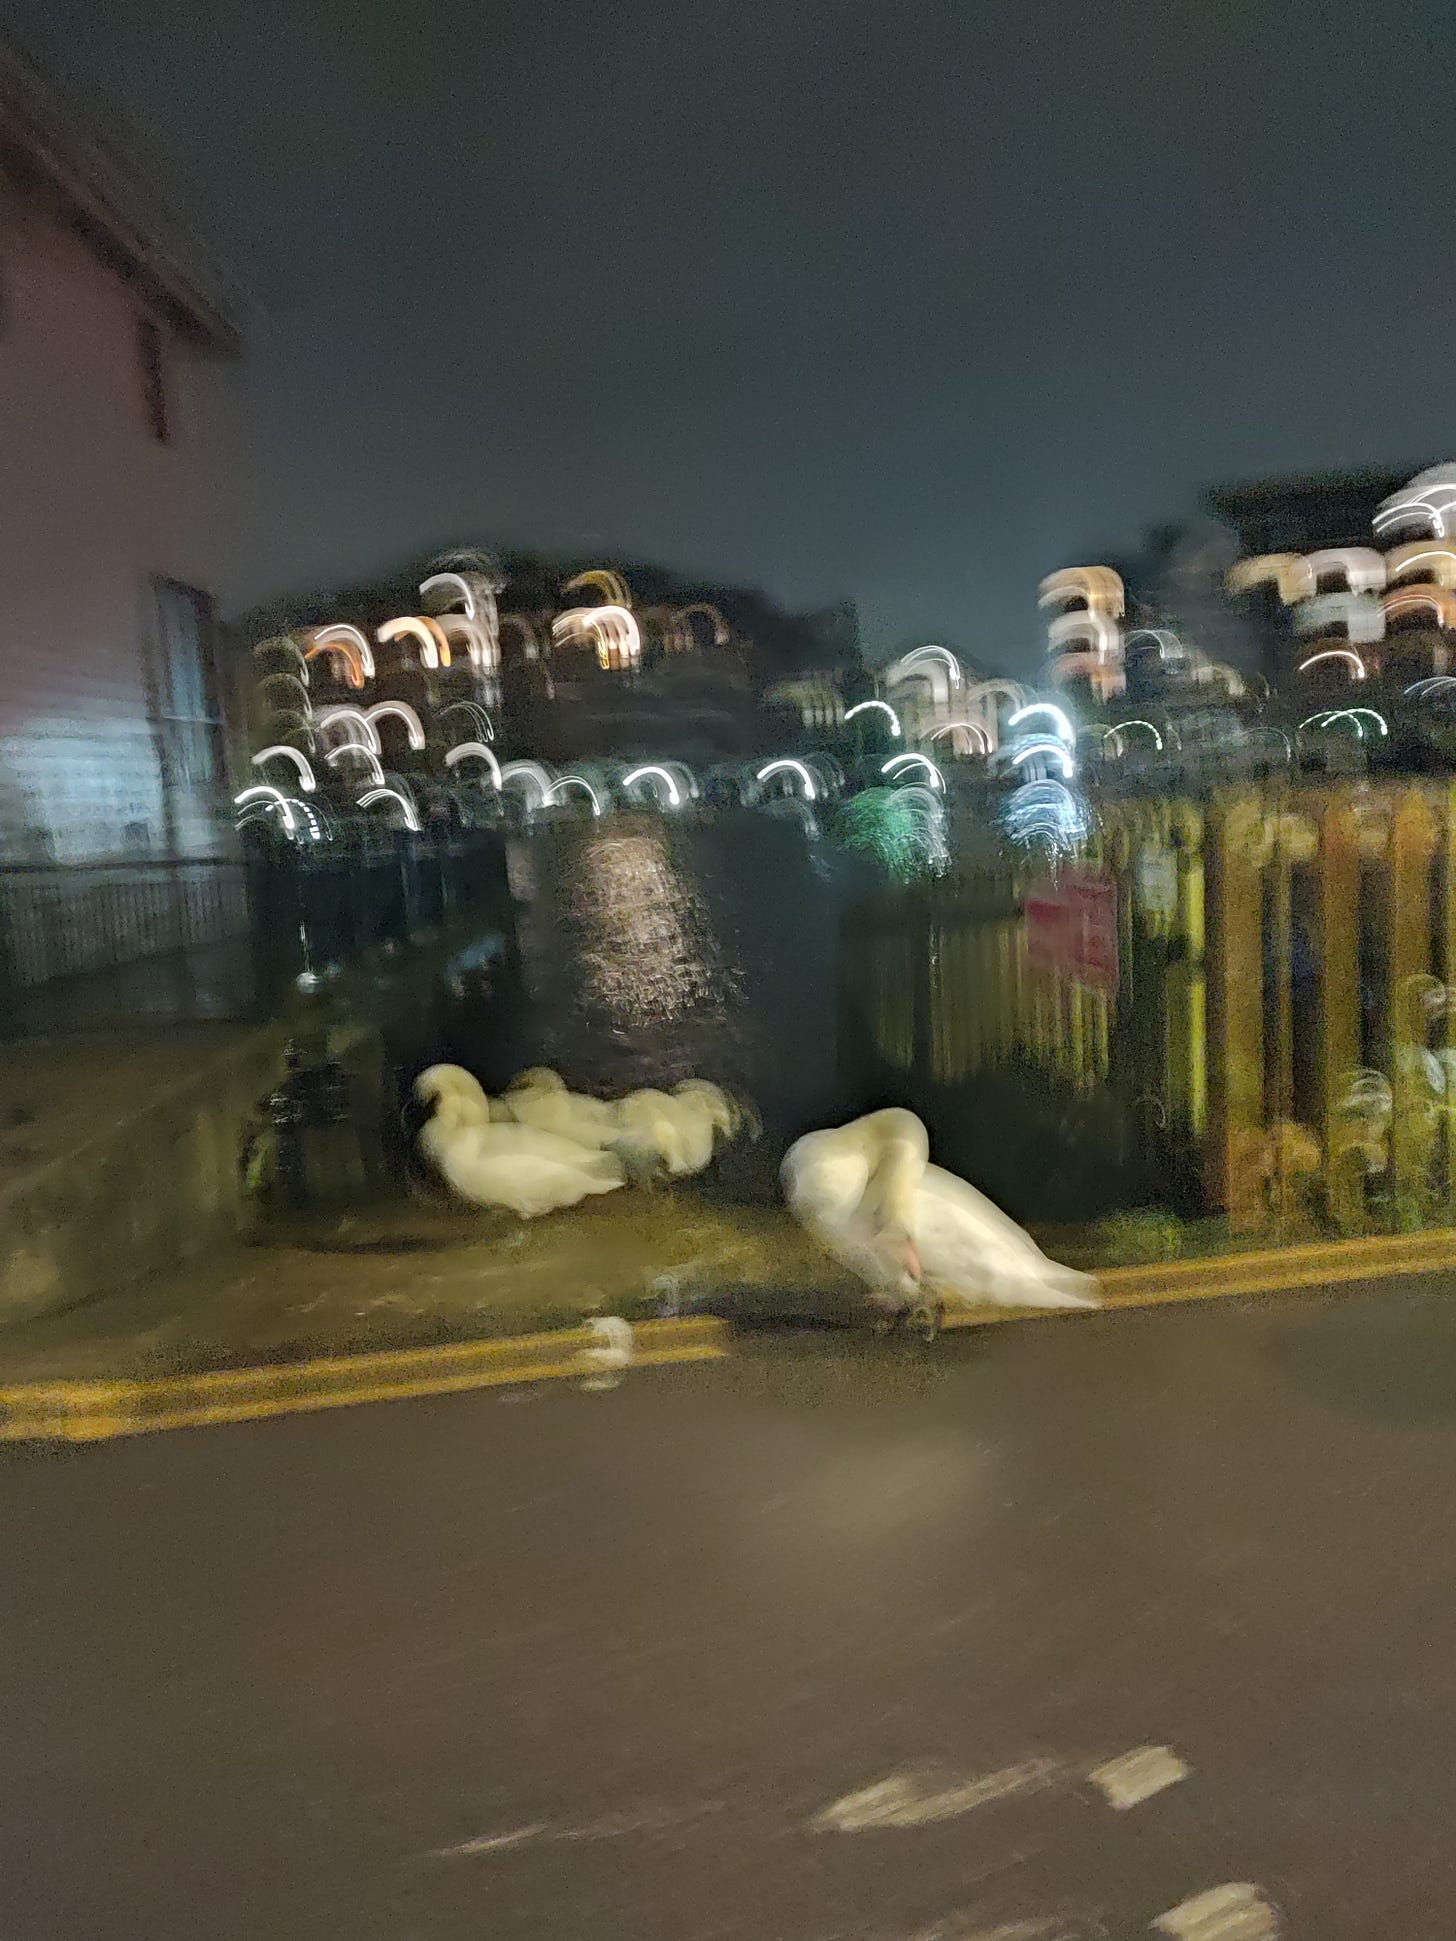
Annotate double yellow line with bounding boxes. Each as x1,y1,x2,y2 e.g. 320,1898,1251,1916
0,1317,729,1444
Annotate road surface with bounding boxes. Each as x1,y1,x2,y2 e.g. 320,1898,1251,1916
3,1277,1456,1938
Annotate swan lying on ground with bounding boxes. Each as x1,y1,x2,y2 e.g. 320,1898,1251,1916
499,1067,744,1179
613,1080,741,1178
782,1107,1099,1322
496,1068,622,1147
413,1065,625,1218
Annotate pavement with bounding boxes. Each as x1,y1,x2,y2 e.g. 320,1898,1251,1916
2,1277,1456,1938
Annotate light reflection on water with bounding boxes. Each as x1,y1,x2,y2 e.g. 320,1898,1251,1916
567,832,741,1032
493,814,866,1190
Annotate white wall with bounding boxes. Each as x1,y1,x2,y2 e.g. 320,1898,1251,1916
0,185,244,861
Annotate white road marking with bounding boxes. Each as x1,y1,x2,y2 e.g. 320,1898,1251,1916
431,1801,723,1858
810,1759,1063,1832
1152,1883,1280,1939
435,1824,546,1856
1090,1744,1190,1810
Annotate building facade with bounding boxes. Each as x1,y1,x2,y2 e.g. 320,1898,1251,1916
0,32,246,866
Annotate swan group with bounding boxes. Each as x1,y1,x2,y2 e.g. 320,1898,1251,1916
782,1107,1099,1326
412,1063,745,1216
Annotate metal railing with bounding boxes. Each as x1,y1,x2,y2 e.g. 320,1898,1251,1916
0,829,512,1036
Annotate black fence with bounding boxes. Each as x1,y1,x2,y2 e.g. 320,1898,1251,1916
0,831,512,1037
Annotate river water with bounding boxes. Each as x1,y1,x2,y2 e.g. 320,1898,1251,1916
434,812,878,1202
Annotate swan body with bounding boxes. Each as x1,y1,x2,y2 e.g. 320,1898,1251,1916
498,1067,620,1147
613,1080,738,1177
782,1107,1099,1313
413,1066,625,1217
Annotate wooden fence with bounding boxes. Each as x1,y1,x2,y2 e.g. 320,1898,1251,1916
843,783,1456,1236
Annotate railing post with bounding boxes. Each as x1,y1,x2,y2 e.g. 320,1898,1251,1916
1387,789,1439,1220
1206,792,1267,1229
1317,795,1362,1232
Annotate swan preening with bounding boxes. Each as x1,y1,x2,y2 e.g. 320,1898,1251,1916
413,1064,745,1217
782,1107,1100,1325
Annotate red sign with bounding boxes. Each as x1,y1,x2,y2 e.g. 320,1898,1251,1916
1025,871,1119,995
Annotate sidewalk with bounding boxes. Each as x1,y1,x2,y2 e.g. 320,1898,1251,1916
0,1188,858,1383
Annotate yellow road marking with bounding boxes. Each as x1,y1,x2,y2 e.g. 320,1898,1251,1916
0,1320,729,1443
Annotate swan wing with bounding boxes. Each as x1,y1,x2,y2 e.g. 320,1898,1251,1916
421,1121,625,1216
782,1130,870,1224
913,1166,1099,1309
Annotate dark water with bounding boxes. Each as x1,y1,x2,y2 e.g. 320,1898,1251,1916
434,813,875,1201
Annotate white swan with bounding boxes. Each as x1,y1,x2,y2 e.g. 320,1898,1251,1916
497,1067,621,1147
613,1080,740,1177
414,1066,625,1218
781,1108,1099,1322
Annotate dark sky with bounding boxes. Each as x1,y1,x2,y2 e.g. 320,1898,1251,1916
40,0,1456,668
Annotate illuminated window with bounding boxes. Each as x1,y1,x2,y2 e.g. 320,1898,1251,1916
136,316,170,443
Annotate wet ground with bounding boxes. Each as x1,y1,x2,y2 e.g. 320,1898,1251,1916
3,1277,1455,1937
0,1189,857,1380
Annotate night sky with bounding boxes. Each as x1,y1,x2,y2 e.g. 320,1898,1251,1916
38,0,1456,668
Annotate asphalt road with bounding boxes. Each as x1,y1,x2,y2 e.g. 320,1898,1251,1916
4,1279,1456,1939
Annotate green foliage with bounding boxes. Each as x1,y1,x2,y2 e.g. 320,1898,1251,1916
834,787,944,882
1095,1209,1187,1263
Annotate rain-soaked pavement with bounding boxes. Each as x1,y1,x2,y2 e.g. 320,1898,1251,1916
3,1277,1456,1938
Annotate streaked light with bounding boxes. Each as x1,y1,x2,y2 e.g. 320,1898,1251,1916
359,786,421,831
1298,710,1364,740
305,624,374,688
1386,544,1456,589
251,745,317,790
1226,555,1306,603
928,721,992,754
623,763,682,807
440,700,495,742
1107,718,1164,753
377,615,452,670
434,613,496,671
1037,566,1126,616
562,567,631,607
881,752,944,791
1302,548,1387,595
672,602,730,648
553,604,642,672
318,706,381,752
547,774,604,816
1002,779,1088,854
499,760,555,807
1406,675,1456,698
418,571,477,618
756,758,818,801
1298,648,1367,680
1047,609,1120,656
1375,469,1456,540
1335,707,1388,737
844,699,902,736
325,743,384,784
894,644,963,687
1294,593,1385,642
1008,737,1076,777
365,701,426,749
444,742,502,787
234,784,298,834
1123,626,1183,660
1008,701,1075,745
1383,585,1456,628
